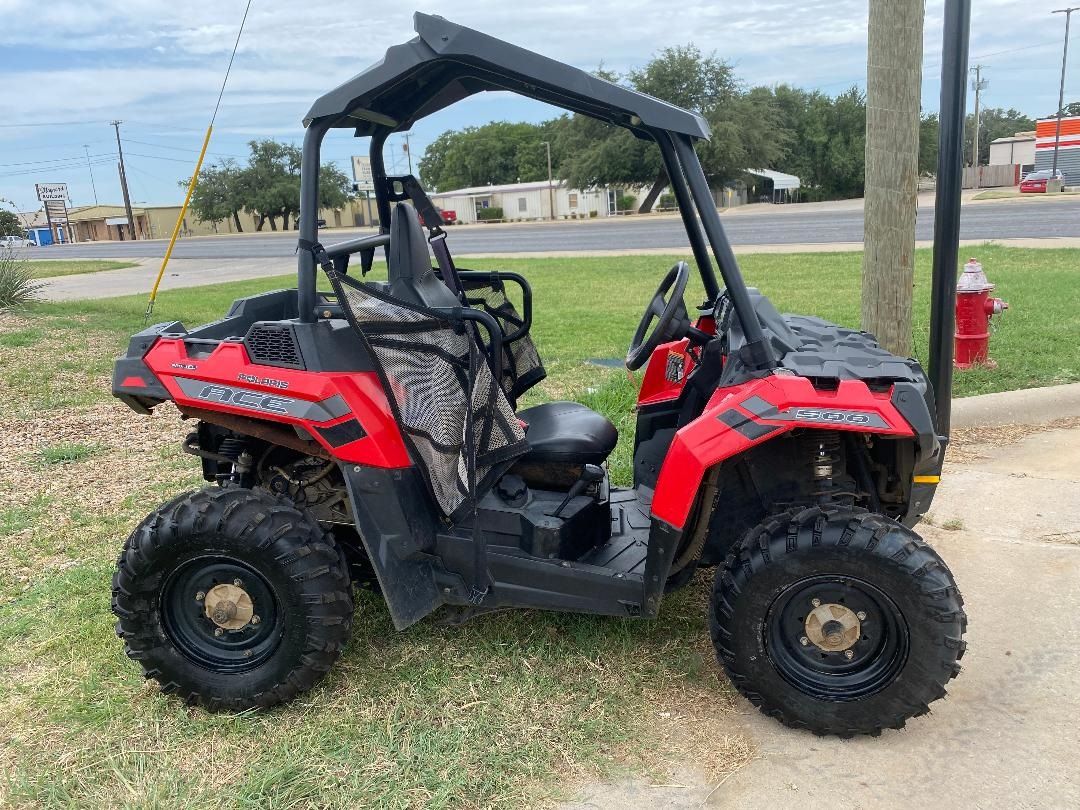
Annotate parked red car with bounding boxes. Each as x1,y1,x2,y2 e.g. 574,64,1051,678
1019,170,1064,193
419,207,457,226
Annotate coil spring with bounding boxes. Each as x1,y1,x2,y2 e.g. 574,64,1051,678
807,432,842,484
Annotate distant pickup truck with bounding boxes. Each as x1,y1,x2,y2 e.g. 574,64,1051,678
419,207,457,226
0,235,35,249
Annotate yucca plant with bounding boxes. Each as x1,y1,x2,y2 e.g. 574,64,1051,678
0,249,43,311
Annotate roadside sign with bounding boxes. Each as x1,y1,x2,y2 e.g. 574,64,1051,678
351,156,374,191
36,183,69,202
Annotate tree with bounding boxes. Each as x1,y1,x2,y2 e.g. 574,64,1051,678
238,140,302,231
417,122,555,191
861,0,924,357
319,164,353,211
186,160,246,233
918,113,939,175
0,209,23,238
1058,101,1080,117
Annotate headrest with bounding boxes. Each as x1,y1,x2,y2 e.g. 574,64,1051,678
387,202,431,284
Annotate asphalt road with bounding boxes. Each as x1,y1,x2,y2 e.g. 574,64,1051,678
25,196,1080,260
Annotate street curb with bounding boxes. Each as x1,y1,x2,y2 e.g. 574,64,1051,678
952,382,1080,428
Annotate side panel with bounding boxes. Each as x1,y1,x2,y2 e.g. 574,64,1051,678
651,376,917,529
143,338,410,468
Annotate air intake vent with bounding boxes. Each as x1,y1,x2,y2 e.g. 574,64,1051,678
244,323,305,369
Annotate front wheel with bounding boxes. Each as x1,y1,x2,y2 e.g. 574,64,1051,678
112,487,354,711
710,507,966,737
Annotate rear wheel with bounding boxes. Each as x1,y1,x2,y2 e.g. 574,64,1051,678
112,487,353,711
710,507,966,736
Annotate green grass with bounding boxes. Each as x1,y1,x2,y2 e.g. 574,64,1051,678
38,442,103,465
972,189,1080,200
0,244,1077,807
26,259,136,278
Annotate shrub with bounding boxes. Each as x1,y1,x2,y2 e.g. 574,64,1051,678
0,251,43,311
589,210,598,218
476,207,504,221
617,193,636,212
657,193,677,210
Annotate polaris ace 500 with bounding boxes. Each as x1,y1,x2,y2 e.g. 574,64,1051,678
112,11,971,736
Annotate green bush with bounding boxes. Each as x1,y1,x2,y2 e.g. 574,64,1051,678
476,207,504,221
616,193,637,212
0,251,43,311
589,210,599,218
657,193,677,210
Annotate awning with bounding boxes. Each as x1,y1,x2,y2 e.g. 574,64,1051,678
744,169,801,190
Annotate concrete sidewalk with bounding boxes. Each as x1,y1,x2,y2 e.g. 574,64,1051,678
567,390,1080,809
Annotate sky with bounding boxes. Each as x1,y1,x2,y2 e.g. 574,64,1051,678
1,0,1077,213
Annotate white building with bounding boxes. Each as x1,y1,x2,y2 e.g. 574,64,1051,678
989,132,1036,170
430,180,631,223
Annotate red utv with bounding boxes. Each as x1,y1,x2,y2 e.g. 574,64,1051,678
111,12,969,736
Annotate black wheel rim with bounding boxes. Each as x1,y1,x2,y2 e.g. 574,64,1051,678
764,575,909,701
161,555,283,673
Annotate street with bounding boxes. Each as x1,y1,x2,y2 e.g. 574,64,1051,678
23,195,1080,260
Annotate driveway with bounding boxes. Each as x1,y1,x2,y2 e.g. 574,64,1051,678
567,394,1080,809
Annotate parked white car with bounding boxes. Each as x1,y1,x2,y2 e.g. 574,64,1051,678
0,234,35,248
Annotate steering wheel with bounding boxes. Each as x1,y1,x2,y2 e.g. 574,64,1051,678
625,261,691,371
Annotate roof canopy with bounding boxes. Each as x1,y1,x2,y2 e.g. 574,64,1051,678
304,13,709,140
745,169,801,190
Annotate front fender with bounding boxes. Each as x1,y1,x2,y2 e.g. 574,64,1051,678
651,375,917,529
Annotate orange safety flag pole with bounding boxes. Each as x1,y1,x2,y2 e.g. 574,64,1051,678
144,124,213,319
144,0,253,320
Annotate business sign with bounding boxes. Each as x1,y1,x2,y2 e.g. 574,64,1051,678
36,183,69,202
351,156,374,191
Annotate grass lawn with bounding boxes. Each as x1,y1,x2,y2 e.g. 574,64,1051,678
26,259,137,278
971,189,1080,201
0,244,1077,807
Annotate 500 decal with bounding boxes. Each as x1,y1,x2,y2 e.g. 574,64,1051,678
787,407,888,428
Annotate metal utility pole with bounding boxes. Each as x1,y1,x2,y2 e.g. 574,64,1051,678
970,64,988,180
1051,8,1078,176
929,0,972,437
541,141,555,220
111,121,137,239
861,0,926,357
84,145,99,205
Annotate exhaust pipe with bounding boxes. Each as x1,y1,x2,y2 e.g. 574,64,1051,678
927,0,972,439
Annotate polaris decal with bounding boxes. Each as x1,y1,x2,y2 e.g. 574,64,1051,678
172,377,351,422
237,372,290,390
171,362,198,370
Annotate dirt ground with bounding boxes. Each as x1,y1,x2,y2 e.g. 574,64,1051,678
565,418,1080,809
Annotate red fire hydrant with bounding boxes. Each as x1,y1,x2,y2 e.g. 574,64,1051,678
955,258,1008,369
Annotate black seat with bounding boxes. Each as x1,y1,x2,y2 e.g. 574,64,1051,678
386,202,459,309
517,401,618,465
385,202,617,470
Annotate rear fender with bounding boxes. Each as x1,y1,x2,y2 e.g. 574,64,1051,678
651,375,917,529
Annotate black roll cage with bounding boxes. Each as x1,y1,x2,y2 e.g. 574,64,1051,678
296,12,777,371
295,7,970,415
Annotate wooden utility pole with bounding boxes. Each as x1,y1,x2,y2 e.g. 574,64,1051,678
111,120,138,240
970,64,987,176
861,0,925,357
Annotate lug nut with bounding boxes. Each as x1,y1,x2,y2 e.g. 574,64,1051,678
811,598,821,608
856,611,867,621
800,636,810,646
251,615,261,626
214,628,224,637
195,591,205,601
233,579,243,587
844,650,855,660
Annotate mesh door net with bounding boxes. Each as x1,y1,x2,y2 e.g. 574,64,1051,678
457,274,546,406
329,273,528,520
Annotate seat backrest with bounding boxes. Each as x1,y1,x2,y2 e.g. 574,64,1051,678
387,202,460,309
